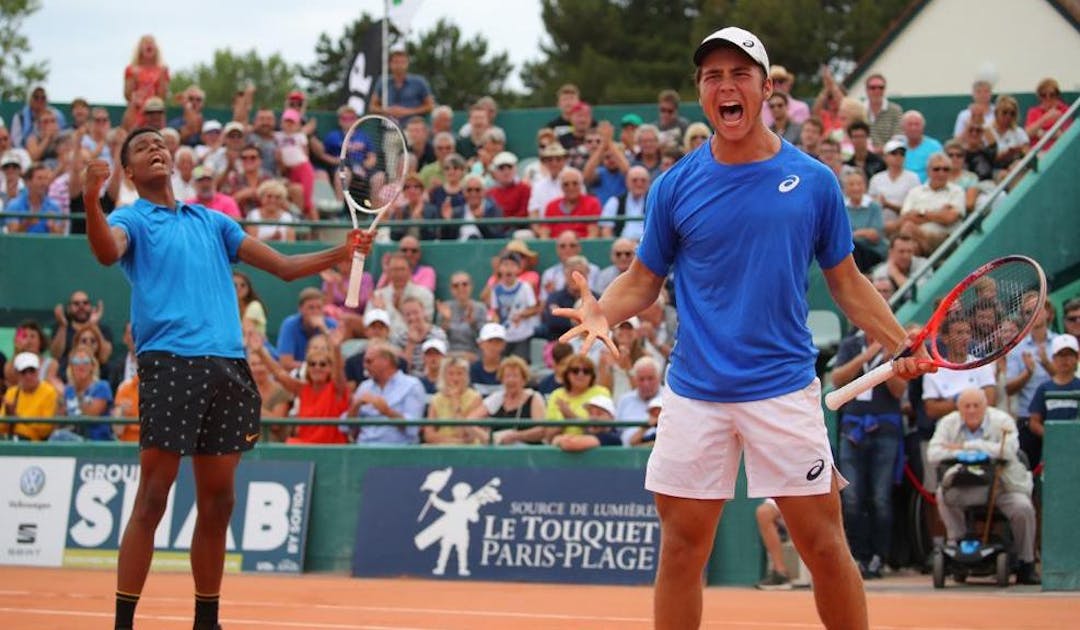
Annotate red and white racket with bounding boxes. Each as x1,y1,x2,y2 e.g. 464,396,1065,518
337,114,408,308
825,255,1046,411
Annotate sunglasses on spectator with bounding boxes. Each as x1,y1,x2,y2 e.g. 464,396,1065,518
567,367,593,375
659,107,676,114
866,84,885,91
464,186,484,192
307,360,329,368
947,152,964,158
540,157,564,163
241,154,259,161
614,251,634,258
561,181,582,187
19,367,38,374
31,93,46,101
557,242,578,249
1066,315,1080,323
399,247,419,253
930,166,950,172
403,182,423,189
451,280,471,287
71,357,93,366
629,177,649,183
1038,91,1057,98
71,299,91,306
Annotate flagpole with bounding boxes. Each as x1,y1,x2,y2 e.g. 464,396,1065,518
382,0,389,110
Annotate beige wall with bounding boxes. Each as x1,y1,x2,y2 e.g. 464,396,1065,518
849,0,1080,98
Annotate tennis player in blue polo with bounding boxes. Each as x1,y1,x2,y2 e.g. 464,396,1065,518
556,28,932,630
83,128,372,630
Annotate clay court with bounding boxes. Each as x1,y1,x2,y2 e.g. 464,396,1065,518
1,566,1077,629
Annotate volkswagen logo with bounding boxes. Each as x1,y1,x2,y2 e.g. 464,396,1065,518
19,466,46,497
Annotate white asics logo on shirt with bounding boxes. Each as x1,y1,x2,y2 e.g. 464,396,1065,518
778,175,800,193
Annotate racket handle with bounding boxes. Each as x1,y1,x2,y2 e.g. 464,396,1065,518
824,362,896,411
344,249,367,309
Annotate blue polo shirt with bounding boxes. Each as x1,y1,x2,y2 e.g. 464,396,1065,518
372,74,433,122
904,136,943,182
4,190,61,233
108,199,247,358
637,139,852,402
276,313,338,362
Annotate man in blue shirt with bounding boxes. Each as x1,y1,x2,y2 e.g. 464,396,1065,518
83,127,372,630
351,340,426,444
3,163,62,234
369,49,435,125
276,287,339,371
556,27,932,630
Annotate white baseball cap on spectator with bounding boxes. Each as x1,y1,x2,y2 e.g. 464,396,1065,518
1051,334,1079,356
618,317,641,330
1,151,22,170
693,26,770,75
477,322,507,343
883,139,907,155
192,165,213,180
363,309,391,328
14,352,40,373
491,151,518,171
585,395,616,418
421,338,448,355
201,120,222,135
223,121,245,136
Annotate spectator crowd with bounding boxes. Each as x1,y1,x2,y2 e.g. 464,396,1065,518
1,34,1077,586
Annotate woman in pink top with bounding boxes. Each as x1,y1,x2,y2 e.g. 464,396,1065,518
124,35,169,127
1025,77,1071,151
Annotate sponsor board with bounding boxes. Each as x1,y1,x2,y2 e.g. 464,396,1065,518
353,467,659,585
62,458,313,573
0,457,77,566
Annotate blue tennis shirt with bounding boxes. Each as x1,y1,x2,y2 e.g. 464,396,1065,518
637,139,852,402
108,199,247,358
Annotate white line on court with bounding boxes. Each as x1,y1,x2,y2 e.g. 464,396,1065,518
0,607,443,630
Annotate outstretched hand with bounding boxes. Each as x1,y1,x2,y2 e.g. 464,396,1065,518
552,270,619,358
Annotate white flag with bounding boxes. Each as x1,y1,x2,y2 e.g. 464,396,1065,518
388,0,424,33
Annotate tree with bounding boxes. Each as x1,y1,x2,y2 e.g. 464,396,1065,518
301,12,385,111
169,49,301,111
522,0,911,106
0,0,47,102
406,18,517,110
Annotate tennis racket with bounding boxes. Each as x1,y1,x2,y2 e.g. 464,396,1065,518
824,255,1046,411
337,114,408,308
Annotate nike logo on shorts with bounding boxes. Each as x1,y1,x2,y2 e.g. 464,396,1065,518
246,433,260,443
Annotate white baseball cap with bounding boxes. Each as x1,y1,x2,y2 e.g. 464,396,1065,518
618,317,641,330
477,322,507,343
585,395,616,418
883,138,907,154
491,151,518,170
201,119,223,134
1051,335,1079,356
693,27,770,75
13,352,40,372
363,308,391,328
421,338,448,355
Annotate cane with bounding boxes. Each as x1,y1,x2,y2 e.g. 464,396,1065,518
981,429,1011,545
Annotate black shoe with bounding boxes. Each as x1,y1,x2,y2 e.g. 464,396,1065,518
1016,562,1041,585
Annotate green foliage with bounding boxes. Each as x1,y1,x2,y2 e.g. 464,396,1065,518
406,18,517,110
169,49,301,110
0,0,47,102
300,12,386,111
523,0,911,106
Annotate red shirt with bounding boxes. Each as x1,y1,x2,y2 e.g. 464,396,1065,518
1025,100,1071,150
487,182,531,218
543,194,601,238
288,382,350,444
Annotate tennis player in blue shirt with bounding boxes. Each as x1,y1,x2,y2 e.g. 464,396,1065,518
557,28,933,630
83,128,373,630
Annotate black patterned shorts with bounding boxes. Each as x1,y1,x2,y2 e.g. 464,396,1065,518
138,352,262,455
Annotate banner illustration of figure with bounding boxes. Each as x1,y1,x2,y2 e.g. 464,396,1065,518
414,472,501,577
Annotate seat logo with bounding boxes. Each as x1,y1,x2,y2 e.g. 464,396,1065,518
778,175,800,193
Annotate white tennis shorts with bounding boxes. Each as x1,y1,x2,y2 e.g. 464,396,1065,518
645,379,845,500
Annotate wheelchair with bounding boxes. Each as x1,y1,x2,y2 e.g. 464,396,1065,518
931,451,1013,588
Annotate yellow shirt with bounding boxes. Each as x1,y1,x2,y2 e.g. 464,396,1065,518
545,385,610,436
3,383,59,441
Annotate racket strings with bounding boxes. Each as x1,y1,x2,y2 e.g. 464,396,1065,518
339,118,407,212
948,261,1044,362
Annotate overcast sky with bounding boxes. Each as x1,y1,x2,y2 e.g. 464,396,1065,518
24,0,544,104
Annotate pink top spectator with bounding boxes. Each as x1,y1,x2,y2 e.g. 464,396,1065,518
186,193,241,220
376,264,437,292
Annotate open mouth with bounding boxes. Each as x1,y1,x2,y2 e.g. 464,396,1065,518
719,103,744,124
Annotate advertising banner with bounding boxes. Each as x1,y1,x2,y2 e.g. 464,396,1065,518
353,466,659,585
62,458,313,574
0,457,77,567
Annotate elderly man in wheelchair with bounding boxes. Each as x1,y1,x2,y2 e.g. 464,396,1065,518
927,387,1039,586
